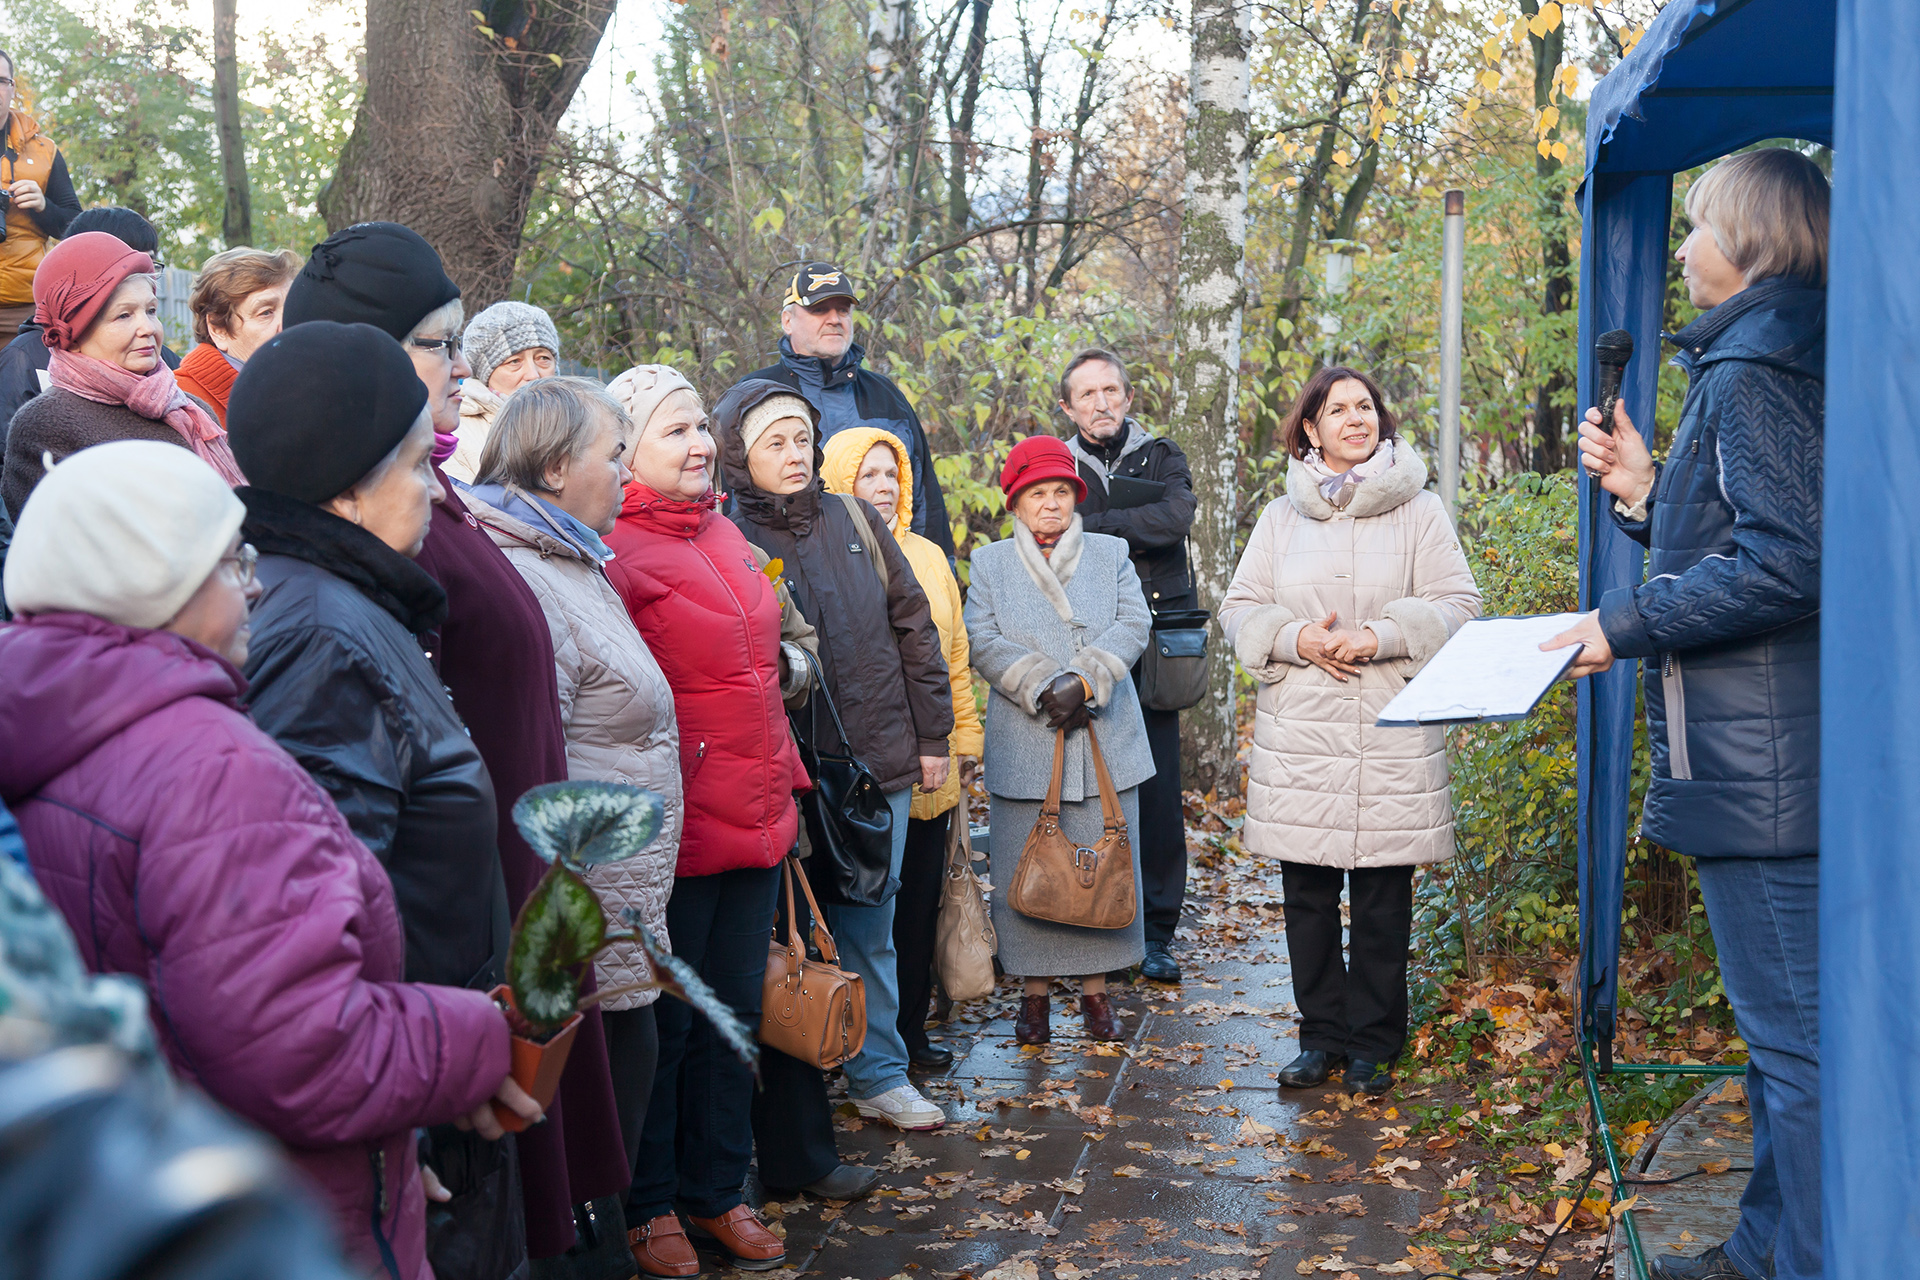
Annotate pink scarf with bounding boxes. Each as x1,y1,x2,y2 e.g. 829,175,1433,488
48,348,248,487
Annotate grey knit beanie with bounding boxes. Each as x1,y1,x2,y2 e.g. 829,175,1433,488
461,301,561,387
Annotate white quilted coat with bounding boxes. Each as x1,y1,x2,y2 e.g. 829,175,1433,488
1219,444,1481,869
468,488,682,1009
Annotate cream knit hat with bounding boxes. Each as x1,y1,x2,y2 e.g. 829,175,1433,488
739,393,814,455
3,441,245,629
606,364,699,440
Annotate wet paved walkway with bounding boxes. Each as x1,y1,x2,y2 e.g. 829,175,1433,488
745,860,1444,1280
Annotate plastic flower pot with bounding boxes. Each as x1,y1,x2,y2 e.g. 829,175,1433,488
490,984,583,1133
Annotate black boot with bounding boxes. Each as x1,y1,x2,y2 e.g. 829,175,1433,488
1344,1059,1395,1097
1649,1245,1745,1280
1140,941,1181,983
1277,1049,1346,1088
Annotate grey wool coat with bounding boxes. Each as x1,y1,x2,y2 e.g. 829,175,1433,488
966,515,1153,976
964,516,1155,803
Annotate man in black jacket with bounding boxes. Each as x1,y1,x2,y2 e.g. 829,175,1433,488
736,261,957,560
1060,348,1198,983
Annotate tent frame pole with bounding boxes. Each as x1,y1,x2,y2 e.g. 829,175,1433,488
1579,1037,1746,1280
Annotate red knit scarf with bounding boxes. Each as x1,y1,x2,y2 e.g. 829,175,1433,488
49,348,246,486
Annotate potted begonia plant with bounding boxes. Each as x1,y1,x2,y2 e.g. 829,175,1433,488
492,780,757,1131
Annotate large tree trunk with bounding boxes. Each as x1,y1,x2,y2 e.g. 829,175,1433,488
945,0,991,234
1171,0,1250,797
212,0,252,248
321,0,617,309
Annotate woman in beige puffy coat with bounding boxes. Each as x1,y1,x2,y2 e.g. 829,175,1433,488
1221,366,1480,1099
463,377,683,1166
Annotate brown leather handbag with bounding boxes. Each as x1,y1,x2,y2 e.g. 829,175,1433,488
1007,723,1138,930
760,855,868,1069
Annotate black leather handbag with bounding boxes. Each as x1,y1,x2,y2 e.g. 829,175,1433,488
1138,608,1212,711
793,648,896,907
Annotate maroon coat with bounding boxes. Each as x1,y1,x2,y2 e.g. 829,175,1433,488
414,474,631,1255
0,613,509,1280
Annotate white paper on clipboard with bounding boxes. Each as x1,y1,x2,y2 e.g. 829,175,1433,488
1375,613,1586,726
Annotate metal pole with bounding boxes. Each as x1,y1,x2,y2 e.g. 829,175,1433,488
1438,189,1466,515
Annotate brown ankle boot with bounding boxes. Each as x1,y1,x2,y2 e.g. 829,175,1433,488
1081,991,1123,1041
1015,994,1050,1044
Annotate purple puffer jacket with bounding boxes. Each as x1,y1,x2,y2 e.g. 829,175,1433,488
0,613,512,1280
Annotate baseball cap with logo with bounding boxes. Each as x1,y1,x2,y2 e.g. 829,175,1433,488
782,261,860,309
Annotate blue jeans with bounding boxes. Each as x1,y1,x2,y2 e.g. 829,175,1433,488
822,787,913,1100
1693,855,1820,1280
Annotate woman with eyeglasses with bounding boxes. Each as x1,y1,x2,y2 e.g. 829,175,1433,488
3,232,246,522
281,224,635,1275
0,439,529,1280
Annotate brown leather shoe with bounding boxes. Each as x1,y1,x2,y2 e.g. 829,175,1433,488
686,1204,786,1271
1082,991,1124,1041
1015,994,1051,1044
629,1215,701,1279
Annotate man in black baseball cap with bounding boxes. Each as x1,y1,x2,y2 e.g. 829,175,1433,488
734,259,955,560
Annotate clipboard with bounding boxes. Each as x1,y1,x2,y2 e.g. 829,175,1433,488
1374,613,1586,727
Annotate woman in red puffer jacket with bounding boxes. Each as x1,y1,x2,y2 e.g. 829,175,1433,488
600,366,814,1276
0,441,535,1280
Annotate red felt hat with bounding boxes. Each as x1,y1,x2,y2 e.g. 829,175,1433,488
999,435,1088,507
32,231,155,351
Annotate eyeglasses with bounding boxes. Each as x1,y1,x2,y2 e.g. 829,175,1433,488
408,335,458,357
220,542,259,588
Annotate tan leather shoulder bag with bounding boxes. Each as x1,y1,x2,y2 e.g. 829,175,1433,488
1007,723,1137,930
760,856,868,1068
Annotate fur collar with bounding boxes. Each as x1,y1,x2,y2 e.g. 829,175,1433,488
1285,440,1429,520
1012,514,1085,623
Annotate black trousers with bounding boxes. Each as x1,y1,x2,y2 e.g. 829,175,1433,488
601,1004,658,1172
1132,666,1187,946
893,810,951,1053
1280,861,1415,1063
627,865,779,1220
750,865,842,1192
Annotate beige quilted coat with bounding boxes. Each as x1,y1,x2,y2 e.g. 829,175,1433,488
1219,443,1481,869
467,487,683,1010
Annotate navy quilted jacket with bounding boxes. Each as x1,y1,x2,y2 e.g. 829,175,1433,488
1598,278,1824,858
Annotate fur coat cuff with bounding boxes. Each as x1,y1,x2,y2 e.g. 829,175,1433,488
1231,603,1304,682
1379,596,1453,670
1069,646,1132,707
998,651,1062,712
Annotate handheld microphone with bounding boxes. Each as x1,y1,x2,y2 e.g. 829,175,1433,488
1593,329,1634,435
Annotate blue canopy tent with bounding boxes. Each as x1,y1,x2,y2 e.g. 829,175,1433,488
1576,0,1916,1272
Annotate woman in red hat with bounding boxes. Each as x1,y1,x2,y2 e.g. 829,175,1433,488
3,231,244,520
962,434,1155,1044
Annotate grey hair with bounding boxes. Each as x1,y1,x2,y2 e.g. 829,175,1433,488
1057,348,1132,405
335,405,434,501
1684,148,1830,287
407,297,466,341
475,376,631,493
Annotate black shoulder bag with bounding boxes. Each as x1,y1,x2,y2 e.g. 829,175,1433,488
793,647,897,907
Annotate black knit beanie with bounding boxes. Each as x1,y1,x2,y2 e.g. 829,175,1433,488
282,221,461,341
227,321,431,504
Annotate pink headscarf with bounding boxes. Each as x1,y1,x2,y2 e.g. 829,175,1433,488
34,232,247,486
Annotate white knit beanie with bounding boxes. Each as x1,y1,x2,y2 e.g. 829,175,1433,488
740,394,814,455
461,301,561,387
606,364,699,441
4,441,245,629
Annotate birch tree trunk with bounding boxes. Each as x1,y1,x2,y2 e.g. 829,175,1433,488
211,0,252,247
1171,0,1250,796
861,0,911,254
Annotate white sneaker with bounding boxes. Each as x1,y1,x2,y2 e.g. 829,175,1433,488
853,1084,947,1131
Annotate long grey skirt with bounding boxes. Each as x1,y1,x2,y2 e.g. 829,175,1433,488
988,787,1146,978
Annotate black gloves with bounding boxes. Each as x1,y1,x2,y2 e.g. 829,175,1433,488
1038,672,1094,730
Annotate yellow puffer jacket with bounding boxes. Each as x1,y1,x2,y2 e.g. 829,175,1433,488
822,426,984,819
0,113,72,306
